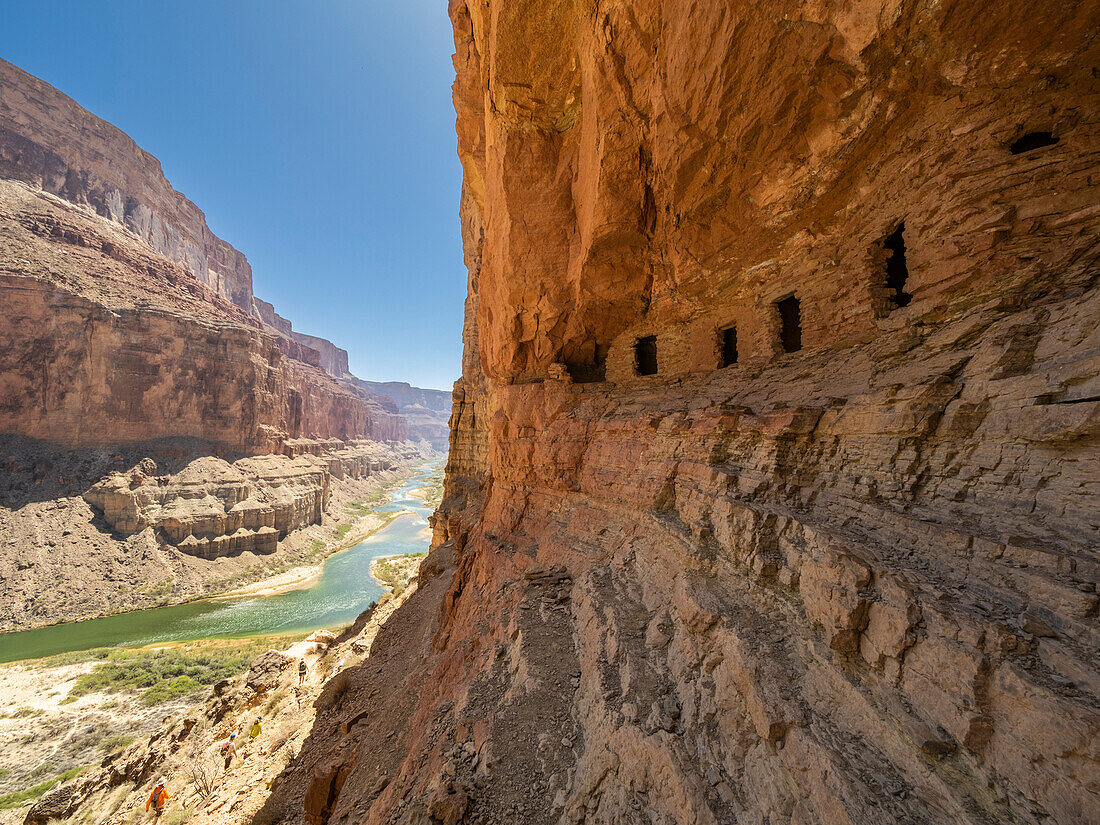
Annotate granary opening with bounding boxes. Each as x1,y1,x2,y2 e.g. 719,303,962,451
634,335,658,376
776,296,802,353
565,342,608,383
720,325,738,367
883,223,912,309
1009,131,1058,154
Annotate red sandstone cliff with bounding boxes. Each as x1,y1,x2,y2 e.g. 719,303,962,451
0,190,404,450
259,2,1099,825
0,58,255,311
0,59,408,451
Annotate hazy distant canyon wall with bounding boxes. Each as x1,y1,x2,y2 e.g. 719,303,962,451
262,2,1099,825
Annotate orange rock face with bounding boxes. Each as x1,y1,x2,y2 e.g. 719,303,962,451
267,2,1098,824
0,174,404,451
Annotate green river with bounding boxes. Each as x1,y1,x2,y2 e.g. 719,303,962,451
0,460,443,664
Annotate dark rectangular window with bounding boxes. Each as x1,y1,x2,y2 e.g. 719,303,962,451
1010,131,1058,154
883,222,912,309
720,326,738,367
777,296,802,353
634,335,657,376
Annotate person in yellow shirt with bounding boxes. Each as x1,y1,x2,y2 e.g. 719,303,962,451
145,777,170,822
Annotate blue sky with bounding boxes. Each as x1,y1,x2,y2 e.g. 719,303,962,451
0,1,463,390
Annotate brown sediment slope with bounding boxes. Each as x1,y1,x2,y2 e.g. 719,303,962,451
254,2,1099,825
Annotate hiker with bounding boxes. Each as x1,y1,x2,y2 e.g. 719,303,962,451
146,776,170,822
298,659,307,685
220,733,238,771
249,717,262,739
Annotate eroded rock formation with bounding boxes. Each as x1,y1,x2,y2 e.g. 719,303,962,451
261,2,1098,825
82,440,407,560
0,62,435,630
0,435,430,630
0,58,409,451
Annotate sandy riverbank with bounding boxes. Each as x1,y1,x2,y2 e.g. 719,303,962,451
217,565,323,599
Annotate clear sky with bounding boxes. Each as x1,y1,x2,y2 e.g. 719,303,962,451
0,1,464,390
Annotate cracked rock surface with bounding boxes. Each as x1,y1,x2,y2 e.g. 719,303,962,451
263,2,1098,824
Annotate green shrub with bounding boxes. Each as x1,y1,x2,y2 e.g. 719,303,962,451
98,733,136,753
65,646,257,705
335,524,352,537
263,688,287,715
162,808,194,825
0,706,43,719
0,767,87,809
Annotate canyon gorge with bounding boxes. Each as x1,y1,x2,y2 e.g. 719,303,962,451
10,1,1100,824
0,57,443,628
259,1,1097,824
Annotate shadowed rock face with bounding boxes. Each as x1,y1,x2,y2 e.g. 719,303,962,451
260,2,1098,825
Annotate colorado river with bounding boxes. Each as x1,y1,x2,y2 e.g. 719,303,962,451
0,460,443,664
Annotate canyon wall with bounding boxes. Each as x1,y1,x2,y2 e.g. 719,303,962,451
351,380,454,449
0,60,408,452
355,381,452,413
0,56,409,448
0,210,404,450
261,2,1099,825
0,63,430,632
0,57,255,310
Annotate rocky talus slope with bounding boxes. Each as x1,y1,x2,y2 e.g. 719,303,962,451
254,2,1095,825
22,584,420,825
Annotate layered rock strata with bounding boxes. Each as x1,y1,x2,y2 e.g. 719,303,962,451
347,380,453,450
0,435,430,630
264,3,1099,825
252,298,452,447
0,179,405,450
83,441,407,560
0,57,254,310
0,58,407,450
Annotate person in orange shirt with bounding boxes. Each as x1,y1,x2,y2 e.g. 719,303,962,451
145,777,170,822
